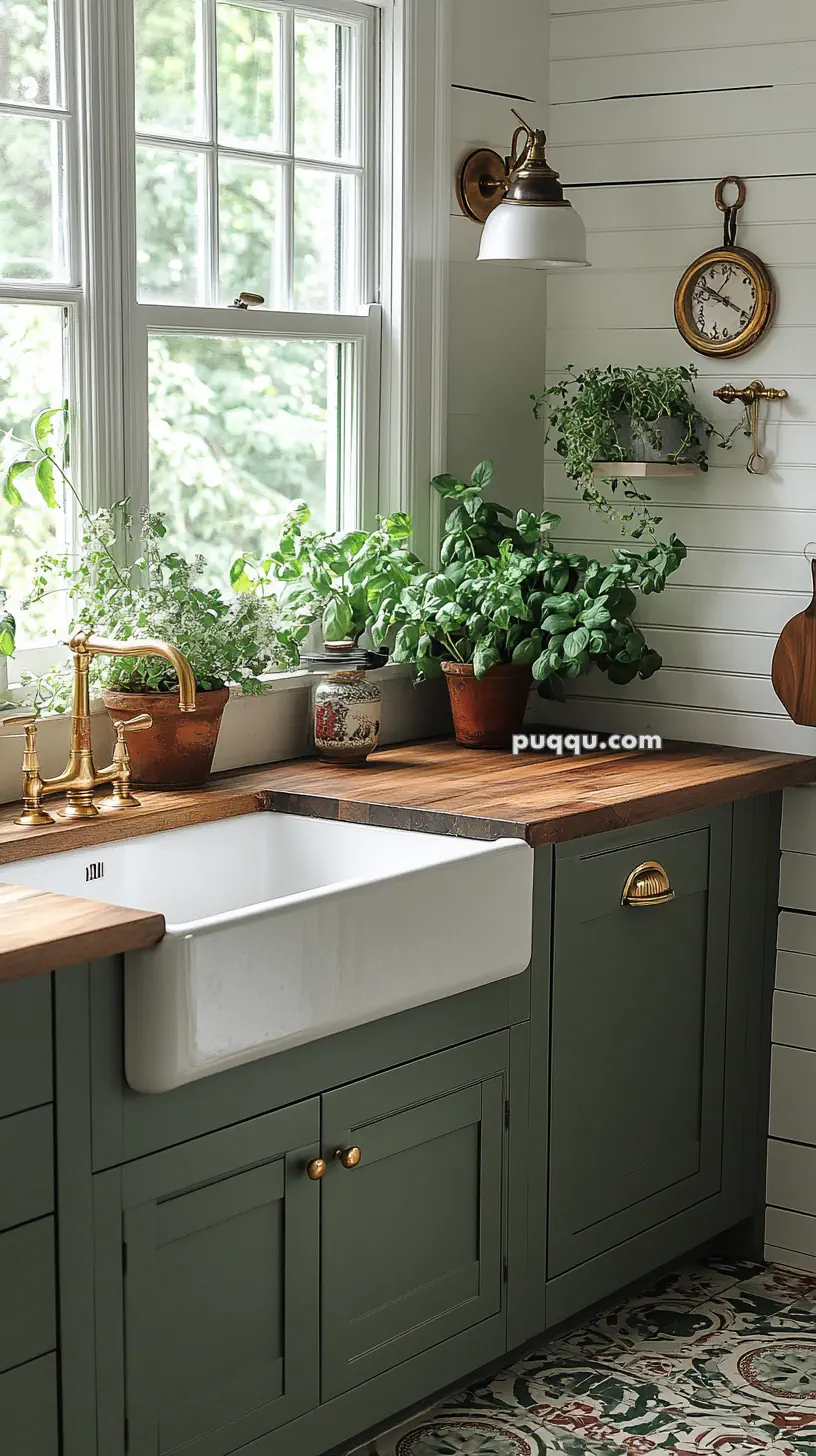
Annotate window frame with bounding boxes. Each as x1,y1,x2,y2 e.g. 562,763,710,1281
119,0,383,541
2,0,450,683
0,0,85,672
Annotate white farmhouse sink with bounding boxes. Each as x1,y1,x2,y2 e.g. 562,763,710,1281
4,813,533,1092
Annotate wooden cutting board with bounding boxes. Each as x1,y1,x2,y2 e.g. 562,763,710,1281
772,558,816,725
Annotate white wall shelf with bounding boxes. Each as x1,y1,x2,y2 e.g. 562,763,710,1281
592,462,701,478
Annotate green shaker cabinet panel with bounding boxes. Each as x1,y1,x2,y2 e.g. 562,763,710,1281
548,813,732,1278
0,1354,59,1456
0,1216,56,1374
320,1034,508,1401
111,1100,321,1456
0,974,52,1118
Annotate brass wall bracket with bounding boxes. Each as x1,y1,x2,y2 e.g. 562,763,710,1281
713,380,788,475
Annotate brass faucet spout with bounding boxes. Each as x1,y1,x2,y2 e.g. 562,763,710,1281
70,633,197,711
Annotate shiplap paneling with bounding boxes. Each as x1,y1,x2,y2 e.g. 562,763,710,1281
446,1,548,510
543,0,816,760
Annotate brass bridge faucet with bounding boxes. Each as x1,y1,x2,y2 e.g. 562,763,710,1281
2,633,196,828
713,380,788,476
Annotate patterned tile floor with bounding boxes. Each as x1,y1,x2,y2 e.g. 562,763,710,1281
351,1259,816,1456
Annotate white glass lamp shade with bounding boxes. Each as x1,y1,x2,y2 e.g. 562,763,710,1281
478,200,589,269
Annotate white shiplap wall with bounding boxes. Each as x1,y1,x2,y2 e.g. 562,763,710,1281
541,0,816,754
447,0,548,513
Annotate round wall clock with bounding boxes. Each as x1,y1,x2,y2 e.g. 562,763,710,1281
674,177,776,359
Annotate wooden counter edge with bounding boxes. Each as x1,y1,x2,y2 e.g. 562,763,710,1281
0,884,166,982
524,754,816,847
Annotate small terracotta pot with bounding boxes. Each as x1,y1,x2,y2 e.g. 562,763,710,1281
102,686,230,789
441,661,532,749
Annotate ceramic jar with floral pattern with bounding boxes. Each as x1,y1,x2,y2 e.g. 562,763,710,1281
314,669,381,764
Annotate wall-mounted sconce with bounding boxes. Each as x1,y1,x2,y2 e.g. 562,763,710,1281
456,109,589,269
713,380,788,475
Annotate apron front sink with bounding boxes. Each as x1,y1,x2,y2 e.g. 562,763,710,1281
4,812,533,1092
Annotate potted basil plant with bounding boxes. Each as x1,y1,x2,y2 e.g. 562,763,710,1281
374,461,686,748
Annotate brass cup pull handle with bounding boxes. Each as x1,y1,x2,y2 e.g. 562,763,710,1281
335,1146,362,1170
306,1159,327,1181
621,861,675,908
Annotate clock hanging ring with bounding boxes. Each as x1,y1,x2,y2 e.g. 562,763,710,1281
674,177,776,359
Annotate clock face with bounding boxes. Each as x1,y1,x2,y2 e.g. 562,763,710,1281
690,259,756,344
674,247,775,358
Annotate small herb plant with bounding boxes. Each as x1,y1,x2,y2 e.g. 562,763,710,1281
533,364,736,542
25,505,289,715
378,461,686,702
231,501,422,647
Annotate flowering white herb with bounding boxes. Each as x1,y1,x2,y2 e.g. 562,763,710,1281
25,505,292,715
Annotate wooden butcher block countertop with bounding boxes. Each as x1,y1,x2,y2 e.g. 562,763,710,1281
0,737,812,981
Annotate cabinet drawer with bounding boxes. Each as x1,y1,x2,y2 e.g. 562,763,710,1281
776,912,816,994
0,976,52,1118
770,1045,816,1146
548,813,730,1278
0,1217,56,1374
779,852,816,914
0,1107,54,1234
773,991,816,1052
767,1137,816,1217
0,1353,58,1456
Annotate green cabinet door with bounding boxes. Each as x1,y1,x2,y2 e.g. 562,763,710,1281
111,1100,321,1456
321,1033,508,1401
548,811,732,1279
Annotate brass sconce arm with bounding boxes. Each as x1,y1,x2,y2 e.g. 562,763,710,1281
713,380,788,475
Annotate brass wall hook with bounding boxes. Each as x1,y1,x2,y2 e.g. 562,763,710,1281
713,380,788,475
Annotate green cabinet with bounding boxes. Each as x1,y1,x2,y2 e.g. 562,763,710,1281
548,814,732,1279
93,1035,509,1455
100,1101,321,1456
320,1035,508,1400
1,794,780,1456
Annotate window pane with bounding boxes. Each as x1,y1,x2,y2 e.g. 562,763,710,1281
217,3,282,153
294,168,356,312
0,304,68,647
148,334,340,585
295,14,357,163
219,156,283,307
136,144,204,302
134,0,204,138
0,114,65,280
0,0,57,106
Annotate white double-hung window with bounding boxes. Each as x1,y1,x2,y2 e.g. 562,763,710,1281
125,0,381,587
0,0,449,663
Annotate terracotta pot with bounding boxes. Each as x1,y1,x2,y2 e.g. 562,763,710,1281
441,661,532,749
102,686,230,788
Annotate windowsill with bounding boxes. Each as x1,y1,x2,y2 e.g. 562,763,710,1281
2,659,415,720
0,661,446,805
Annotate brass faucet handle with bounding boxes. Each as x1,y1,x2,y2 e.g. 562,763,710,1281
98,715,153,814
0,712,39,741
114,713,153,737
0,716,55,829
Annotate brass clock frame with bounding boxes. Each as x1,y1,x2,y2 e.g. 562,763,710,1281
673,177,776,359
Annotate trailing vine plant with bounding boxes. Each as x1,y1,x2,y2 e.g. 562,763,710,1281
533,364,739,543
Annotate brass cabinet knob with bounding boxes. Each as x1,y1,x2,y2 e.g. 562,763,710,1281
335,1146,362,1169
306,1159,327,1181
621,860,675,908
